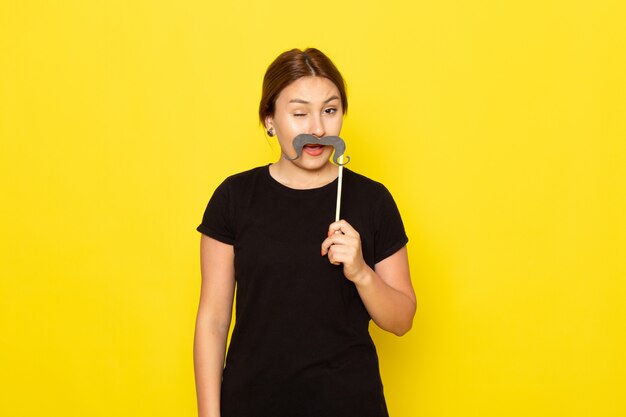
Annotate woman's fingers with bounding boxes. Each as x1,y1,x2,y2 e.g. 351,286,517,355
321,220,360,255
326,219,360,239
326,244,356,264
321,233,358,256
322,220,361,265
321,220,368,281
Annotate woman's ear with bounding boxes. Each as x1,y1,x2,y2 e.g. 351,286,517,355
264,116,275,137
264,116,273,131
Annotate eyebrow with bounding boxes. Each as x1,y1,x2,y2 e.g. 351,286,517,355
288,95,340,105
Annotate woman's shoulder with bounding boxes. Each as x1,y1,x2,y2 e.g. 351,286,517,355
219,165,269,188
344,168,391,196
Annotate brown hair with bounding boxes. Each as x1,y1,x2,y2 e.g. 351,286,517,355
259,48,348,125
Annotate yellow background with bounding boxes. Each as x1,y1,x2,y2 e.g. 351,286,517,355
1,1,625,416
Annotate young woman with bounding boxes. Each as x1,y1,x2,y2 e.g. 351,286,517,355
194,48,416,417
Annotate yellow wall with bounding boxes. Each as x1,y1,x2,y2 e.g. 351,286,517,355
1,1,624,416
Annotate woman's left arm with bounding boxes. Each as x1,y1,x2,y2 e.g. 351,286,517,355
321,220,417,336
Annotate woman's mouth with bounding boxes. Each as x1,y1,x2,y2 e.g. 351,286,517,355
302,144,326,157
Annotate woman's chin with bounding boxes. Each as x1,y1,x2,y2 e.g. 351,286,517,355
298,155,334,171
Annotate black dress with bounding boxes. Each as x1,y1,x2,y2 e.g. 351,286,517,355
197,165,408,417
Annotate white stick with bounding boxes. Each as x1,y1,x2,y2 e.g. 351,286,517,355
335,155,344,222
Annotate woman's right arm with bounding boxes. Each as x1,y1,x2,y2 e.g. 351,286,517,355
194,234,236,417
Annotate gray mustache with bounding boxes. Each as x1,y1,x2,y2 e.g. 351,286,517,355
287,134,350,166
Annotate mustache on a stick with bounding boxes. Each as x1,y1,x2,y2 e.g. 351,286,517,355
287,134,350,166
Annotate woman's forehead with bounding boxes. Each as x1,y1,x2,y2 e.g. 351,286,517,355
277,76,340,104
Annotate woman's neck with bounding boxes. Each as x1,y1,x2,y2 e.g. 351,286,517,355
269,159,338,190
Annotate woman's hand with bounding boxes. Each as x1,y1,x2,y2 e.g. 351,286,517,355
322,220,416,336
321,220,368,283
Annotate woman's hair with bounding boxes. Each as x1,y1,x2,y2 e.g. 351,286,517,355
259,48,348,125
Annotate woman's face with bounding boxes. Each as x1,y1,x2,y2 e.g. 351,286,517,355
266,76,343,170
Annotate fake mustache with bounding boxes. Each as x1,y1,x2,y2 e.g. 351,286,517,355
287,134,350,166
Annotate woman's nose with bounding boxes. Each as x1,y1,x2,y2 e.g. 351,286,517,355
310,116,325,138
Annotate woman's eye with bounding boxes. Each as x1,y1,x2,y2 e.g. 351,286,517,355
294,113,306,117
324,108,337,114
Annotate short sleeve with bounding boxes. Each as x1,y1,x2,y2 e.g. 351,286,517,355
374,186,408,264
196,179,235,245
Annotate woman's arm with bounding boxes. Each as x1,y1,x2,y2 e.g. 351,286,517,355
194,234,236,417
321,220,416,336
356,246,416,336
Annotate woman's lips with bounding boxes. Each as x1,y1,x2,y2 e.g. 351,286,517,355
302,144,326,156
